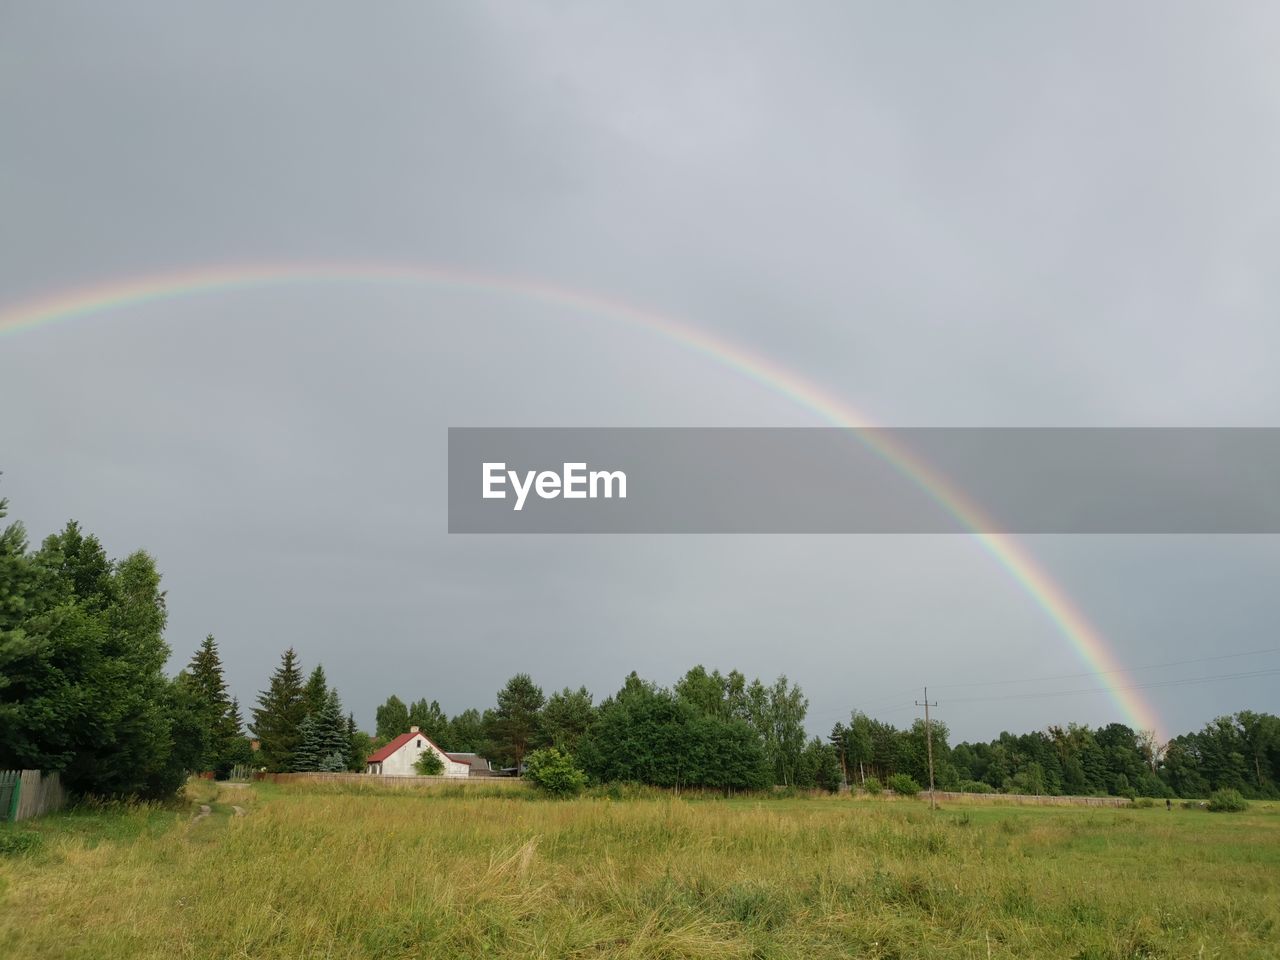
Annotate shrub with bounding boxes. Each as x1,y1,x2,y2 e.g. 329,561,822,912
957,779,994,794
1132,797,1155,808
1206,788,1248,813
525,747,588,797
0,830,42,856
414,750,445,776
862,776,883,795
887,773,921,797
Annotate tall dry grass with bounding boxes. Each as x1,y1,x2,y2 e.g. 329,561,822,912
0,780,1276,958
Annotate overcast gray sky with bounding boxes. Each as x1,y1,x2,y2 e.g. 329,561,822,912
2,2,1278,741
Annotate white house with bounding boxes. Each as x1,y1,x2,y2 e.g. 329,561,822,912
366,726,470,777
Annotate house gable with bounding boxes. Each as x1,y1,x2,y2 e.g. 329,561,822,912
366,727,469,778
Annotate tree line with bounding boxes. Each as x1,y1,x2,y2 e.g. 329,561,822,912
368,666,1280,800
2,497,1276,799
832,711,1280,799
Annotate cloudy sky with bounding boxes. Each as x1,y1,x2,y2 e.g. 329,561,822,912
2,2,1278,741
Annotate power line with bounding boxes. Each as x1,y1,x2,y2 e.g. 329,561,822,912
808,690,920,722
811,647,1279,724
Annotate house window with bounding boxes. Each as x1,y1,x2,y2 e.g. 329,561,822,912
417,740,422,748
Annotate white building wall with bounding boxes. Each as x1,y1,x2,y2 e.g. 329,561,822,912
377,735,469,778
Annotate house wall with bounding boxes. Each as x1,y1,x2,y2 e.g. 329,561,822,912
376,736,469,777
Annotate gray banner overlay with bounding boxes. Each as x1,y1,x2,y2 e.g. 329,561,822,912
448,428,1280,533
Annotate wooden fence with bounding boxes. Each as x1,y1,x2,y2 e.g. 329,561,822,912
259,772,527,789
0,770,68,821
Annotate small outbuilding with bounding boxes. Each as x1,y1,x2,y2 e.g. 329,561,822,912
366,726,470,777
445,752,501,777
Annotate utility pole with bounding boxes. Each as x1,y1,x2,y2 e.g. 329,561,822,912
916,687,938,810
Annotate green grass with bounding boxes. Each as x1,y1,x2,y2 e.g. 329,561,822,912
1,782,1277,958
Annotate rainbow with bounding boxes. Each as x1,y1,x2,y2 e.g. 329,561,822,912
0,261,1164,735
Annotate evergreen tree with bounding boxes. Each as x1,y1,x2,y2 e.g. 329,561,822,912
315,688,349,760
302,664,328,718
222,697,254,771
345,713,371,771
486,673,546,772
293,686,351,773
187,635,230,715
292,713,321,771
183,635,236,775
251,648,307,772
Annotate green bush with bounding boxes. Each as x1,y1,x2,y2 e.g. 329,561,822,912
1132,797,1155,808
957,779,995,794
0,829,42,856
887,773,921,797
413,750,445,776
862,776,883,795
1206,788,1248,813
525,747,588,797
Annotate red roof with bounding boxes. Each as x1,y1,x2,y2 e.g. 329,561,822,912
367,730,451,764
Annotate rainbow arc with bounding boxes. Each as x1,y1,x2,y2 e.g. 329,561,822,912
0,261,1164,736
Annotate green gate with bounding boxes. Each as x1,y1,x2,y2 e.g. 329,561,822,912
0,770,20,821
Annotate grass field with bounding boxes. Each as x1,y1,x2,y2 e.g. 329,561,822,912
1,781,1277,959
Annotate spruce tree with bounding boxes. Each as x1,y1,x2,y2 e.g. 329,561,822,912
222,697,254,773
292,713,321,771
185,635,233,773
292,686,350,773
251,648,307,772
315,688,349,760
303,664,328,718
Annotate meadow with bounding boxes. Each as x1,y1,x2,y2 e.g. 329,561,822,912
1,781,1277,960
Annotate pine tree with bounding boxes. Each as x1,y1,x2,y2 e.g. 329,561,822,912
251,648,307,772
487,674,546,772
